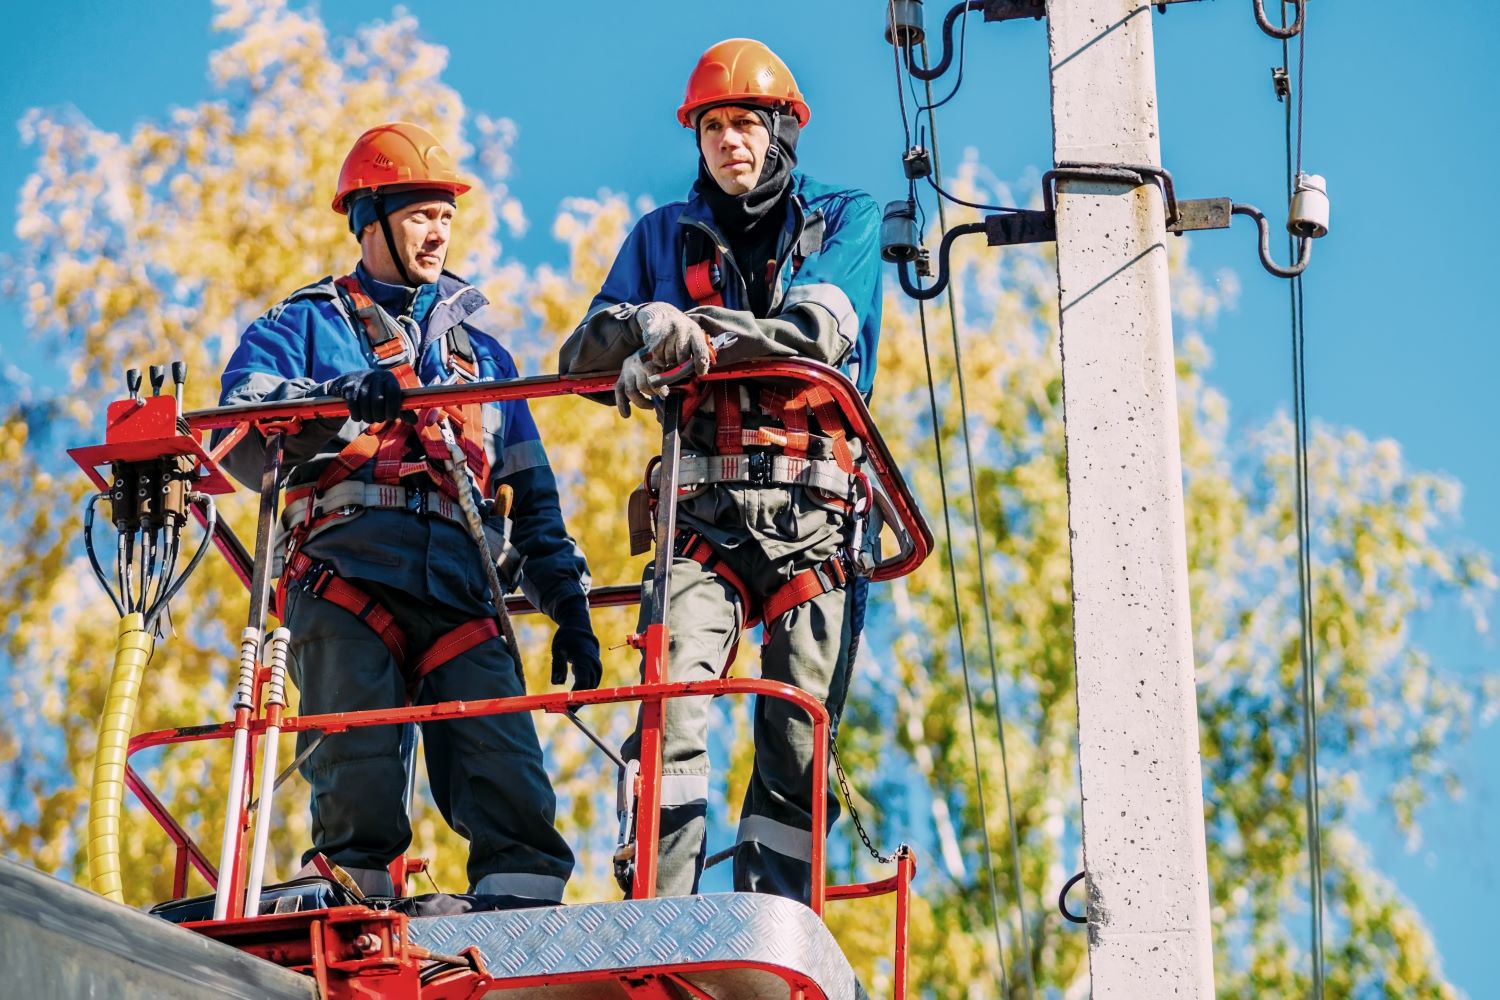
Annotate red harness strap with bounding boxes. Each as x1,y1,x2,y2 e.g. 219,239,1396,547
762,556,847,627
273,275,500,693
410,617,500,689
678,530,849,643
322,275,489,503
680,532,755,626
279,551,499,700
280,551,409,666
684,251,725,308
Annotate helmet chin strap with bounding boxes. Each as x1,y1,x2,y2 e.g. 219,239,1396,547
372,190,417,288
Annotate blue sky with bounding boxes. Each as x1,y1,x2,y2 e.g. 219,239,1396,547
2,0,1496,990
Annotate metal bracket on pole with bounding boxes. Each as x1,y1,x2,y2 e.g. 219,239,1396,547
986,0,1201,21
886,0,1207,85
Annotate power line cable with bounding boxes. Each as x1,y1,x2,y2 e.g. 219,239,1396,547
886,17,1011,993
915,295,1011,998
912,5,972,114
887,0,914,150
916,35,1039,1000
1280,6,1325,996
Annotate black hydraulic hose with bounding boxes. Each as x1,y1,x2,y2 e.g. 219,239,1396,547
896,221,987,300
118,532,135,614
147,495,217,632
84,495,126,617
905,1,985,80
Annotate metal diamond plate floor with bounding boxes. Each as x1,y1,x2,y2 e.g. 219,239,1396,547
407,892,869,999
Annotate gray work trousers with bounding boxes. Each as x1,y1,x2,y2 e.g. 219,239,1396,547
285,577,573,901
622,484,854,904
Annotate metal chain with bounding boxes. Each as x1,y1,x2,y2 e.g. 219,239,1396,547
829,725,893,865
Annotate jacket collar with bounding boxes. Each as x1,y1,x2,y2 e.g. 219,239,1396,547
679,172,807,269
352,263,487,334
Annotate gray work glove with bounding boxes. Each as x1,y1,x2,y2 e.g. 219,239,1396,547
614,352,667,417
636,301,713,374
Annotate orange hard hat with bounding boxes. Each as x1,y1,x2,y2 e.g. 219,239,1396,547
331,122,471,214
676,39,810,129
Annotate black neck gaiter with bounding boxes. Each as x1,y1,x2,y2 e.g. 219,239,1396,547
695,109,801,316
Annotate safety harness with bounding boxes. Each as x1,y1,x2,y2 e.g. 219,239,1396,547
274,274,509,698
644,212,862,648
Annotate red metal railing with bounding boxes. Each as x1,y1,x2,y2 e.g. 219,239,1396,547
87,357,930,994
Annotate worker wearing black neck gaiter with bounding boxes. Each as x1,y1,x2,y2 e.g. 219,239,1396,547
693,106,801,317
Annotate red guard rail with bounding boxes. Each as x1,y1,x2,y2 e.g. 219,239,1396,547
181,360,933,592
91,357,929,995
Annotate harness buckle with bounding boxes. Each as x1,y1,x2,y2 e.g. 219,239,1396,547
747,451,774,486
406,489,427,515
298,559,334,597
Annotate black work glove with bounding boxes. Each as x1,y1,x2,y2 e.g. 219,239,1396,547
328,368,402,424
551,597,602,691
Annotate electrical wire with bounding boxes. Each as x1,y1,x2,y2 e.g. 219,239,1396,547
914,293,1010,999
888,0,915,150
886,17,1012,993
910,3,972,114
917,36,1038,999
926,169,1024,215
1281,5,1326,995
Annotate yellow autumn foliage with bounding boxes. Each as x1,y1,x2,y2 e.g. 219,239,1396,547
1,3,1492,998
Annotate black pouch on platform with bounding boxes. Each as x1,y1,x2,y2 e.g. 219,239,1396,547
364,892,543,917
149,876,363,924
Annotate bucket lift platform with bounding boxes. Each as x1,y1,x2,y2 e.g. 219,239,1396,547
406,893,867,999
72,358,932,998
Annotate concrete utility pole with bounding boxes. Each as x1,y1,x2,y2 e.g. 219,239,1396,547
1044,1,1218,996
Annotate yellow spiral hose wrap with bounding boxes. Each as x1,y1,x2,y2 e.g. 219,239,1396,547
87,612,154,902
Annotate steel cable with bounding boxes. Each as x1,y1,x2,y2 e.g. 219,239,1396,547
915,293,1010,999
886,9,1013,990
1281,7,1326,995
917,38,1038,998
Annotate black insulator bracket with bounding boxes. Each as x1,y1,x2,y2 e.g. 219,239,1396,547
984,210,1055,247
1170,198,1234,234
1271,66,1291,101
902,146,933,180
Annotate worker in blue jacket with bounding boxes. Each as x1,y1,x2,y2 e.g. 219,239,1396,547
559,40,882,904
220,122,600,903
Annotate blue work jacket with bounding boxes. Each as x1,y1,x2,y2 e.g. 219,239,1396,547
219,265,589,618
571,172,883,398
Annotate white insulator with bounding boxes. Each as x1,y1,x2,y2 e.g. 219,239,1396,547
233,627,261,711
265,627,291,708
1288,173,1329,239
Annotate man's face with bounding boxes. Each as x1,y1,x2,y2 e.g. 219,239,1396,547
698,105,771,196
360,198,454,286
